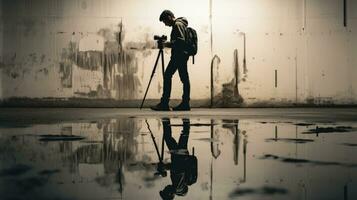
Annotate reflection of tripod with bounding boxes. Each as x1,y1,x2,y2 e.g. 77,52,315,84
145,119,167,177
140,45,165,109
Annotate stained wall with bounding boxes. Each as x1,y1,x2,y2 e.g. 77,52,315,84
0,0,356,107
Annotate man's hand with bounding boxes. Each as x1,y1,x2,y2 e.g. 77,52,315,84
163,42,172,48
157,41,171,49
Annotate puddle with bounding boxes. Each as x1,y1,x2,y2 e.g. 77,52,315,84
261,154,357,167
265,138,314,144
341,143,357,147
0,164,32,177
0,116,356,200
303,126,355,134
229,186,288,197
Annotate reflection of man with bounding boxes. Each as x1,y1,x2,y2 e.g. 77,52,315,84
151,10,191,111
160,118,197,200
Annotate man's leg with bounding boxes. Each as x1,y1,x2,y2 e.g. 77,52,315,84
173,55,190,111
162,118,178,151
178,118,190,150
161,59,178,104
151,59,177,111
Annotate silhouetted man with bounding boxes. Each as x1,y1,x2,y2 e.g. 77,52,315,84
151,10,191,111
159,118,197,199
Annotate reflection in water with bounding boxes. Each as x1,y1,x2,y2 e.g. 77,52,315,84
0,116,356,199
159,118,197,200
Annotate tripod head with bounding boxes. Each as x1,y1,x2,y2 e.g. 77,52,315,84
154,35,167,49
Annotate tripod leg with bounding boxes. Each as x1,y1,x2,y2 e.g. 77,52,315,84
140,50,161,109
145,120,163,163
160,129,165,161
160,49,165,82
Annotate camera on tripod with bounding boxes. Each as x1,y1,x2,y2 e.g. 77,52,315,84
154,35,167,49
154,35,167,42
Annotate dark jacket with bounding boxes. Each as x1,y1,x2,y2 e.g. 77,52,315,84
170,17,188,56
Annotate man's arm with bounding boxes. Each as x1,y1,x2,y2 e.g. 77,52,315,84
170,22,186,50
160,22,186,49
163,41,172,48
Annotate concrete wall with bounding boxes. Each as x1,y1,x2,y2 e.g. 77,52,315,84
0,0,356,107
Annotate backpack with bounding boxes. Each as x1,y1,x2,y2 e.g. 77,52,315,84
184,154,198,185
183,147,197,185
186,27,198,64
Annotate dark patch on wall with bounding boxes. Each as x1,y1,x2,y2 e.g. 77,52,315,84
36,68,49,76
1,52,41,80
22,19,36,37
40,54,46,64
73,84,111,99
213,79,244,107
233,49,240,96
60,23,141,99
76,51,102,70
305,97,335,105
211,51,244,107
10,71,20,79
125,39,156,52
29,53,37,63
210,55,220,107
59,54,73,88
74,91,98,98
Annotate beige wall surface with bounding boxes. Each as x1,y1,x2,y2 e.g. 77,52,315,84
0,0,356,107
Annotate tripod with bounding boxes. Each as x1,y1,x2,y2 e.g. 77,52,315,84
140,44,165,109
145,119,167,177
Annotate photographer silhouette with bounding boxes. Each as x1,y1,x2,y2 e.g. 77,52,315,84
151,10,192,111
159,118,197,200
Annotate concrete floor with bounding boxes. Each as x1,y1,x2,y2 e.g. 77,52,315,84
0,108,356,199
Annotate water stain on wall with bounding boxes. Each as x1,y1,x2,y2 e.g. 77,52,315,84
59,42,75,88
211,51,244,107
60,22,143,99
22,19,36,37
210,55,220,106
2,53,37,80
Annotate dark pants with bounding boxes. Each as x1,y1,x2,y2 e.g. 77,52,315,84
161,54,190,104
163,119,190,152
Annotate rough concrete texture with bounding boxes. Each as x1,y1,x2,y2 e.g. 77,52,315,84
0,0,357,107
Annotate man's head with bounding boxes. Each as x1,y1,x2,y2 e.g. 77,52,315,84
160,10,175,27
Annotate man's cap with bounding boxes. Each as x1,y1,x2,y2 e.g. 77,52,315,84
160,10,175,21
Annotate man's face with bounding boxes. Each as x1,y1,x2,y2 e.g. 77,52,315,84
162,16,173,27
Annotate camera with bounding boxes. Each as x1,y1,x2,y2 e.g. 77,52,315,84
154,35,167,41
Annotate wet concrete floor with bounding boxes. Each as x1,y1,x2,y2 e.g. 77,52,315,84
0,108,357,200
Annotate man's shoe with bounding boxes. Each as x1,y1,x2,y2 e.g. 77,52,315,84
151,102,170,111
172,102,190,111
